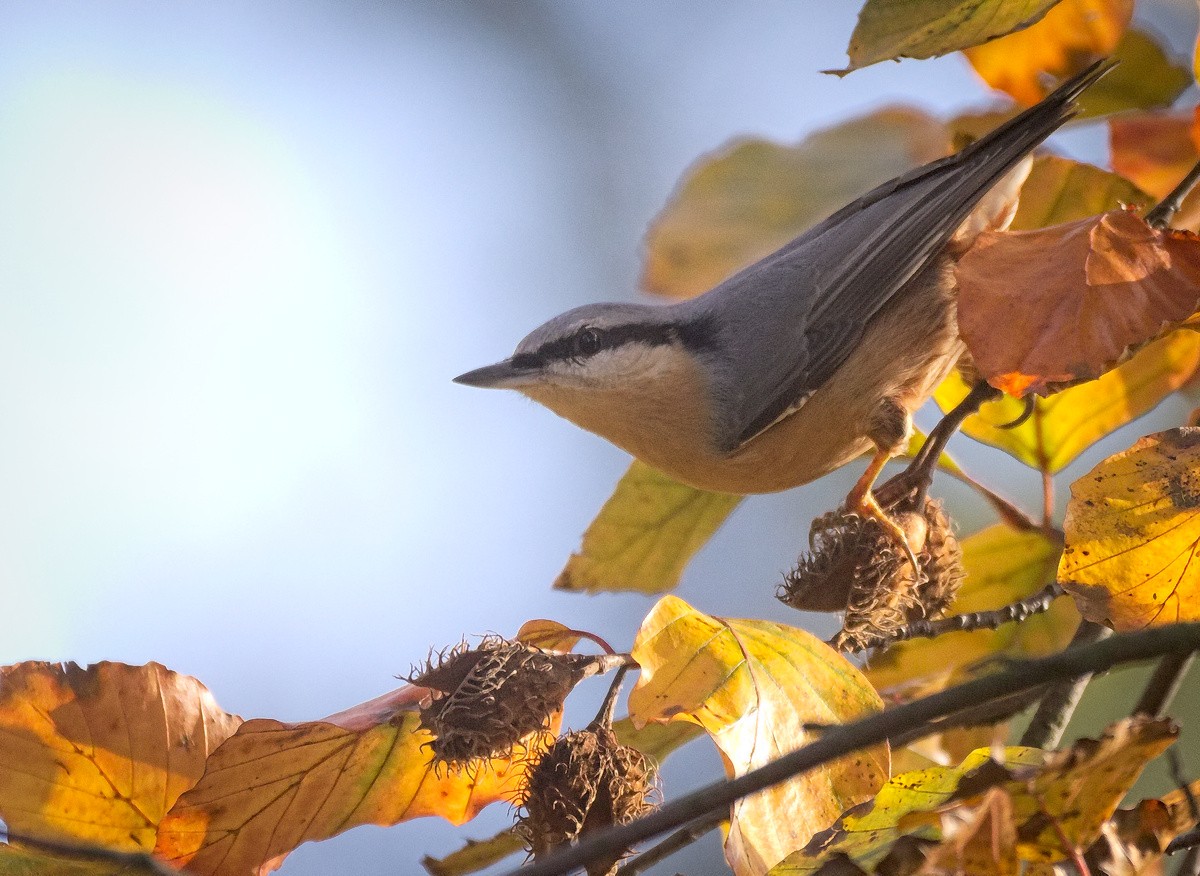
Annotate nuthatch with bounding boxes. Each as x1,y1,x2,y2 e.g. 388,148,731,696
456,62,1110,550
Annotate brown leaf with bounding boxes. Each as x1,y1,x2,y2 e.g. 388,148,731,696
0,662,241,853
963,0,1131,105
956,209,1200,397
154,685,540,876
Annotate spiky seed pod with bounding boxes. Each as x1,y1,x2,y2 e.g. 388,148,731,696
409,636,613,767
780,499,964,652
913,498,965,621
517,726,658,876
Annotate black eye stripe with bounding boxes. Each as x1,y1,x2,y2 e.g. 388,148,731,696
517,316,715,368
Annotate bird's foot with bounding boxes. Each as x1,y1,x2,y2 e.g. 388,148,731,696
846,488,922,580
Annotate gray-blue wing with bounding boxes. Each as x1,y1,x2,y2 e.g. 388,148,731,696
693,59,1111,452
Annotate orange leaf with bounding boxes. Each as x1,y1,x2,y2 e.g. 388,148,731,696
0,661,241,853
956,209,1200,397
964,0,1132,105
154,685,540,876
1111,109,1200,232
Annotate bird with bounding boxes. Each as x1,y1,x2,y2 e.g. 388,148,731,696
455,60,1111,556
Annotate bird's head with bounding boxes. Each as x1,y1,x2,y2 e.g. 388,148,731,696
454,302,712,394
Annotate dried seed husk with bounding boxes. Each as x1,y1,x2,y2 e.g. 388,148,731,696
409,636,616,766
780,499,963,652
517,725,658,876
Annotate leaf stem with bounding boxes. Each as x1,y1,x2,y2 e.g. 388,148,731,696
1146,157,1200,230
500,623,1200,876
591,666,628,729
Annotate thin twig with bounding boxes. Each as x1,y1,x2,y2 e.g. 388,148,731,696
1135,652,1196,718
1020,621,1111,749
501,624,1200,876
592,666,629,729
1169,827,1200,855
1,831,182,876
1178,844,1200,876
614,812,723,875
1146,157,1200,229
847,583,1065,654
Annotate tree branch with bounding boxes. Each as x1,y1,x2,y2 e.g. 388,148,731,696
501,623,1200,876
613,812,722,875
846,583,1064,653
1019,621,1111,749
1145,157,1200,230
1134,651,1195,718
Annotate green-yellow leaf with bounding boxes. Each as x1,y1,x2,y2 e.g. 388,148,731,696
836,0,1062,73
768,747,1045,874
1077,29,1192,118
1061,428,1200,630
868,524,1076,696
555,460,741,594
935,331,1200,474
642,110,949,299
1009,155,1150,231
613,716,703,764
629,595,887,875
420,829,524,876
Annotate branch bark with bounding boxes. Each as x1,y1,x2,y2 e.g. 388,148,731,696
502,623,1200,876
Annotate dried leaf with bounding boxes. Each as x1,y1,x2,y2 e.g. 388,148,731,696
935,332,1200,474
154,685,541,876
867,525,1076,697
421,829,525,876
642,110,949,298
768,748,1045,874
963,0,1131,105
1111,108,1200,232
515,619,583,652
554,460,741,594
924,789,1020,875
0,662,241,853
1006,716,1179,861
956,209,1200,397
1060,427,1200,629
629,595,887,875
835,0,1062,73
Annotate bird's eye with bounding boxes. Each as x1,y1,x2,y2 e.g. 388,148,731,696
573,327,603,359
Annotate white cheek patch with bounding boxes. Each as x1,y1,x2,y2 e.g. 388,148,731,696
574,344,679,387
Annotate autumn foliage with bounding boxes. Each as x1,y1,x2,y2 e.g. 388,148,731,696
6,3,1200,876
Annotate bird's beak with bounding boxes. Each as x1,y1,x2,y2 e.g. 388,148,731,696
453,358,538,389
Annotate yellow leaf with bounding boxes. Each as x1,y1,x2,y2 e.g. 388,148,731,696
515,619,583,652
1010,155,1149,231
0,843,131,875
768,747,1046,874
836,0,1062,72
925,790,1021,876
0,662,241,853
629,595,887,875
612,716,703,764
1060,427,1200,630
935,331,1200,474
155,685,539,875
642,110,949,299
555,460,741,594
868,525,1077,696
964,0,1132,105
420,829,524,876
